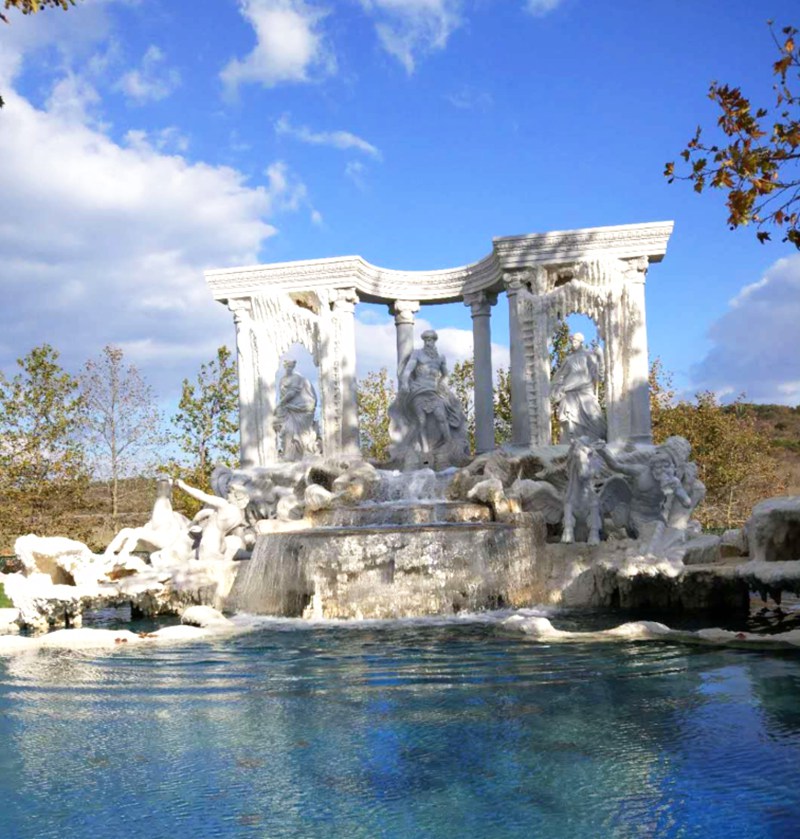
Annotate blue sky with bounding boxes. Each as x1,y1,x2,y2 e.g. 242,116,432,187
1,0,799,407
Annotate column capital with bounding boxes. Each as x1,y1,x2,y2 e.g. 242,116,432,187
625,256,650,283
227,297,252,322
332,288,359,313
502,271,530,294
390,299,420,325
463,291,498,318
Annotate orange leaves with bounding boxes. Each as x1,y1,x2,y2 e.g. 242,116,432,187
666,21,800,248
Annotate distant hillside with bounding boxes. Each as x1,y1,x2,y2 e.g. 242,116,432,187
728,404,800,494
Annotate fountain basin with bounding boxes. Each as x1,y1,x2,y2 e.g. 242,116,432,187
229,518,544,619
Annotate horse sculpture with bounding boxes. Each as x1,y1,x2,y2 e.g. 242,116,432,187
562,437,604,545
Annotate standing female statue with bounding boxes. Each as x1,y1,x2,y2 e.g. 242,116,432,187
550,333,606,443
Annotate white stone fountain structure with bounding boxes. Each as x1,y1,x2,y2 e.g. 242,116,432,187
203,220,755,620
205,221,675,466
5,220,798,633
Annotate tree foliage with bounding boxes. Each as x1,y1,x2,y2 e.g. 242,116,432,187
80,345,164,521
449,359,475,451
356,368,395,462
649,359,783,529
0,344,86,546
666,23,800,247
170,346,239,493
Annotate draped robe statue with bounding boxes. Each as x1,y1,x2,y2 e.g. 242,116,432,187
550,333,606,443
274,360,319,461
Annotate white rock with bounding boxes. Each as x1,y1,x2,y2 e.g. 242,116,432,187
745,496,800,563
181,605,233,628
14,534,93,580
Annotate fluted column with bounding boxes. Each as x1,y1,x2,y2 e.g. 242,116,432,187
626,258,652,443
390,299,419,380
464,291,497,453
333,289,361,456
229,299,260,466
503,273,531,448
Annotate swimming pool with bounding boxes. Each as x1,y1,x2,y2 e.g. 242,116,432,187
1,615,799,838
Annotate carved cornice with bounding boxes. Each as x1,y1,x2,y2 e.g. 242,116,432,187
493,222,674,269
205,222,674,305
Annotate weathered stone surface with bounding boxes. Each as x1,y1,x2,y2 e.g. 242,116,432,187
467,478,518,521
745,496,800,563
308,501,491,528
181,605,234,628
720,528,748,558
516,541,749,614
229,518,546,619
681,534,722,565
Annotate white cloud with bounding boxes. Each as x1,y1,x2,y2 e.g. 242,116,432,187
355,313,510,379
275,113,382,159
690,254,800,404
446,85,493,111
221,0,335,92
345,160,368,189
0,82,296,396
359,0,463,73
116,45,180,104
524,0,564,16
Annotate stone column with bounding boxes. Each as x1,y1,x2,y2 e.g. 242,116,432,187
228,298,261,467
626,258,652,443
503,273,531,448
390,300,420,380
333,289,361,456
464,291,497,454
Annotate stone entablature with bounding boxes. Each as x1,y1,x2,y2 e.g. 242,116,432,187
205,221,674,466
205,221,673,305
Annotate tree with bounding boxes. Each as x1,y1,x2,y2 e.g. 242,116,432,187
357,368,395,461
79,345,165,522
649,359,783,529
665,23,800,247
493,367,513,445
170,346,238,491
1,1,77,107
0,344,86,545
449,359,475,451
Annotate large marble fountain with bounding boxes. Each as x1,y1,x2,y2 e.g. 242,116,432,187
2,222,800,641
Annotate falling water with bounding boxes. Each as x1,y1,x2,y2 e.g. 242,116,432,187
373,468,456,502
228,533,312,616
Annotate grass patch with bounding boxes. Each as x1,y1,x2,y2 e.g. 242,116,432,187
0,583,13,609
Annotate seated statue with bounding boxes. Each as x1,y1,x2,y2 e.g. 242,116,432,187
273,359,319,461
388,330,469,469
550,333,606,443
175,478,250,563
105,476,189,557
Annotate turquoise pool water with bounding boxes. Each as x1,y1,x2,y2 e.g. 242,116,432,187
1,616,799,838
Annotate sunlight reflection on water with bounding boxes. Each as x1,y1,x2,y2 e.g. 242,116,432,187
1,618,799,839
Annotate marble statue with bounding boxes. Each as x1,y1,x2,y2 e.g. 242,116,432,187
597,438,705,553
273,359,319,461
105,477,189,557
175,478,250,563
388,330,469,469
561,437,604,545
550,333,606,443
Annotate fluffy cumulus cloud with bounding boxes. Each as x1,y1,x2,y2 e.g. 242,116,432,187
355,313,510,379
116,45,181,105
0,82,295,394
221,0,335,92
358,0,463,73
690,254,800,404
275,114,382,159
